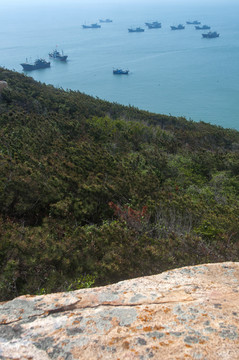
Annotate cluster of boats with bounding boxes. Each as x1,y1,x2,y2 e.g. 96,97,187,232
20,49,68,71
80,19,218,37
113,19,219,75
128,20,219,38
20,18,220,73
186,20,219,38
82,19,113,29
129,21,162,32
20,19,114,70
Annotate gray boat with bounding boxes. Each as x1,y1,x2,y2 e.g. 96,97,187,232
49,49,68,61
202,31,219,38
82,23,101,29
113,69,129,75
128,27,144,33
186,20,201,25
195,25,211,30
171,24,185,30
145,21,161,29
20,58,50,71
99,19,112,23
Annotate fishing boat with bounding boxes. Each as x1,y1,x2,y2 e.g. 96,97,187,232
195,25,211,30
186,20,201,25
82,23,101,29
113,69,129,75
20,58,50,71
202,31,219,38
171,24,185,30
99,19,112,23
145,21,161,29
49,49,68,61
128,27,144,33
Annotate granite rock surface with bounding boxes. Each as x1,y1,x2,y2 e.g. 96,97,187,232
0,262,239,359
0,81,8,92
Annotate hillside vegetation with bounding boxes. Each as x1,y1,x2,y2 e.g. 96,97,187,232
0,68,239,300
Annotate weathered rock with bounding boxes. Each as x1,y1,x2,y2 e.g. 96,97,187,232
0,262,239,359
0,81,8,92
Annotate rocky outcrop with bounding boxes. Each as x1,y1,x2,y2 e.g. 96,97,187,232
0,262,239,359
0,81,8,92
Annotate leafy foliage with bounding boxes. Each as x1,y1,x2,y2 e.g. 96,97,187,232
0,68,238,300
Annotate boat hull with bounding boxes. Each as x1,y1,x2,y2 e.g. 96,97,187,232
186,21,201,25
82,24,101,29
99,19,112,23
171,25,185,30
128,28,144,33
147,24,161,29
20,62,50,71
195,25,210,30
49,54,68,61
113,69,129,75
202,32,219,38
145,22,161,29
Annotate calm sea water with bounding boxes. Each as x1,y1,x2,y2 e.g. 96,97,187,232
1,0,239,130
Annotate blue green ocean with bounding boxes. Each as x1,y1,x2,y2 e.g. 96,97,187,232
1,0,239,130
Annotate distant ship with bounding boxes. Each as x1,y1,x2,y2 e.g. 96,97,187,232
171,24,185,30
145,21,161,29
82,23,101,29
195,25,211,30
202,31,219,38
186,20,201,25
49,49,68,61
99,19,112,23
20,58,50,71
113,69,129,75
128,27,144,33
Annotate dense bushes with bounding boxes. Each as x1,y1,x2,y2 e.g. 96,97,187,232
0,68,238,300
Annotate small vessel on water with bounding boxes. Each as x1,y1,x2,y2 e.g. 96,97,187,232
128,27,144,33
186,20,201,25
99,19,112,23
82,23,101,29
145,21,161,29
202,31,219,38
20,58,50,71
171,24,185,30
195,25,211,30
113,69,129,75
49,49,68,61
